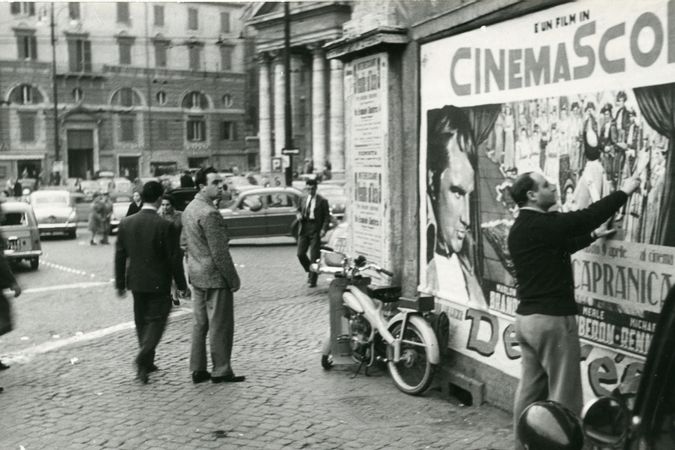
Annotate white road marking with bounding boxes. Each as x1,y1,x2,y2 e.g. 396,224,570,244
22,281,112,294
1,308,192,364
41,260,90,277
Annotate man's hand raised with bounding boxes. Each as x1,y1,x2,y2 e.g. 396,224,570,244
620,176,641,196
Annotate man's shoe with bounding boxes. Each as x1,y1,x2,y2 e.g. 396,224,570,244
212,373,246,383
136,369,149,384
192,371,211,384
309,282,317,288
0,361,10,371
0,386,3,393
90,240,97,246
148,364,159,373
100,240,110,245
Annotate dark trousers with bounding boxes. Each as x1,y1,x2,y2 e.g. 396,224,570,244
297,221,321,283
132,292,172,371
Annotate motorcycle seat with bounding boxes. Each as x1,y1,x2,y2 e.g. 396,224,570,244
368,286,401,303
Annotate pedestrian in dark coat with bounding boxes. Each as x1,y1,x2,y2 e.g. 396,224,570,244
114,181,187,384
0,205,22,393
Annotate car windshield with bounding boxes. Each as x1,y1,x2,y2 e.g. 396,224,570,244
318,187,346,201
32,194,69,205
0,212,27,226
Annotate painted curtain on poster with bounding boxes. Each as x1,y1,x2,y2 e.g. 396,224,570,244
419,0,675,400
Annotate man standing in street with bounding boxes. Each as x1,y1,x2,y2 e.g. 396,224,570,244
182,167,244,384
508,171,640,447
296,179,330,288
115,180,187,384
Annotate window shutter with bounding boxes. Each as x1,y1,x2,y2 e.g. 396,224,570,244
30,36,37,60
83,40,92,72
232,123,238,140
68,40,78,72
69,3,80,20
27,2,35,15
221,12,230,33
220,46,232,71
19,113,35,142
16,35,26,59
10,2,20,14
154,5,164,26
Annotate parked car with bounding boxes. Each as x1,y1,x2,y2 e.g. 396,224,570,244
219,186,306,239
28,190,78,239
317,182,346,221
517,284,675,450
109,194,132,235
0,201,42,270
18,178,38,197
110,178,133,196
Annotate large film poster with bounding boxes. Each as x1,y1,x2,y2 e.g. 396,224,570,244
419,0,675,400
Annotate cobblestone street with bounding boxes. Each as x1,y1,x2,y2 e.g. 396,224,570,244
1,244,513,449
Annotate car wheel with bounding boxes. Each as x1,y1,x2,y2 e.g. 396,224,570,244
69,229,77,239
30,258,39,271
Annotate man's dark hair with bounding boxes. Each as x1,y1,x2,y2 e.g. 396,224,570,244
616,91,627,101
601,103,613,115
509,172,536,207
427,105,475,205
141,180,164,204
161,192,176,208
306,178,317,187
195,166,217,188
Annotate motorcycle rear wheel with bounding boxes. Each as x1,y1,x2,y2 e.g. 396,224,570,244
387,321,435,395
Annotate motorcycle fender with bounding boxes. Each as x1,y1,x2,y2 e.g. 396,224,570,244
389,313,441,365
342,291,364,314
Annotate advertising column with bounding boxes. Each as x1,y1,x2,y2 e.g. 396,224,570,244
419,0,675,402
344,53,391,273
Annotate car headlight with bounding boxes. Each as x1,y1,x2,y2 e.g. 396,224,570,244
22,188,30,196
68,211,77,222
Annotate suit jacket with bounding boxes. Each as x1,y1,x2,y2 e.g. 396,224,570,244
114,208,187,294
181,192,240,290
298,193,330,235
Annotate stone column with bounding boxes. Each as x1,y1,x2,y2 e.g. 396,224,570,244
273,54,286,158
311,46,327,174
258,53,272,174
328,59,345,179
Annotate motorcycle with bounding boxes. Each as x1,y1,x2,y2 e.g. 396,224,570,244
312,248,440,395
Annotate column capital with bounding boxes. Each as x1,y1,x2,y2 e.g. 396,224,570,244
255,52,271,64
306,42,325,55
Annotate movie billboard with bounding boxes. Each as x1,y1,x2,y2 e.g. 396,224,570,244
419,0,675,399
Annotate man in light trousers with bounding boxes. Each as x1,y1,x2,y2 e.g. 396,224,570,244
182,167,244,384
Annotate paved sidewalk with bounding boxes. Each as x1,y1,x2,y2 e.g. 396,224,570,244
1,249,514,449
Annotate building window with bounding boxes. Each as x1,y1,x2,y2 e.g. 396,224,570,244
120,114,136,142
182,91,208,110
156,91,167,105
220,12,230,33
68,3,80,20
113,87,141,107
187,117,205,142
157,119,169,141
153,5,164,27
67,37,92,72
10,2,35,16
154,40,168,67
72,88,83,102
118,37,134,65
117,2,130,23
220,46,232,71
188,8,198,30
16,31,37,61
9,84,42,105
19,112,36,142
188,45,201,71
222,94,232,107
221,121,237,140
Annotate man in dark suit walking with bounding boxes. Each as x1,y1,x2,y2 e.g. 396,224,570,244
114,180,187,384
296,179,331,287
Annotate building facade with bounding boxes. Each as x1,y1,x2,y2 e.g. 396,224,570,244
0,1,249,184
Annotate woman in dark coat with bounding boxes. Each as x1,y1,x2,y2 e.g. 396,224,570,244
0,204,22,393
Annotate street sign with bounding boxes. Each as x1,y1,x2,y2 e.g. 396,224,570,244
281,147,300,155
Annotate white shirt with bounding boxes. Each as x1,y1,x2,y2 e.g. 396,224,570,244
305,195,315,220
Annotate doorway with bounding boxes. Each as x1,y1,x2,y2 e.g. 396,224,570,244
119,156,139,180
67,129,94,179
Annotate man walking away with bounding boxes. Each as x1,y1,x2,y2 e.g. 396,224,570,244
508,171,640,449
114,181,187,384
296,179,330,287
182,167,244,384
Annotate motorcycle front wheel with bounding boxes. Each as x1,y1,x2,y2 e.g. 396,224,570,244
387,319,435,395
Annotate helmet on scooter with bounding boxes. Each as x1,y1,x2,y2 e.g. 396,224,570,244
517,401,583,450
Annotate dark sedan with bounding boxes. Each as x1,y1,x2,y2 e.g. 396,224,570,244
219,187,305,239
